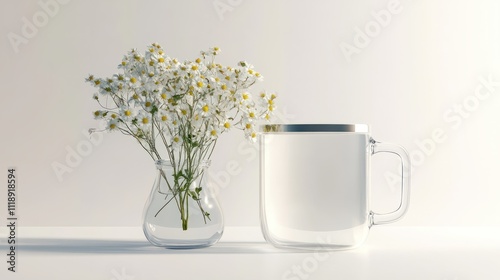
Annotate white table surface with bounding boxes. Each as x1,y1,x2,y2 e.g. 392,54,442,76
1,226,499,280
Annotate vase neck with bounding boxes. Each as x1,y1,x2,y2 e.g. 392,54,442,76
155,159,211,170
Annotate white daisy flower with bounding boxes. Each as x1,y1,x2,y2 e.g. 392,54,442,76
207,126,221,140
221,119,231,132
198,103,213,118
135,112,152,132
244,129,258,142
119,106,136,122
171,134,183,150
107,118,119,131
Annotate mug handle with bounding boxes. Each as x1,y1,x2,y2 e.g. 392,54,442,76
369,138,411,226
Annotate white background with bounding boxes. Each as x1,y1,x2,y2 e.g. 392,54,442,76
1,0,500,229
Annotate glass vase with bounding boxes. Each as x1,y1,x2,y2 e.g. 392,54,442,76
142,159,224,248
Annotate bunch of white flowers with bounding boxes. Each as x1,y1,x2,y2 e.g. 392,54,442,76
87,44,275,158
86,43,276,230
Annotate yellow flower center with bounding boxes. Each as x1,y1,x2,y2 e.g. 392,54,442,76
121,61,127,66
149,61,154,66
94,80,101,86
196,58,201,63
202,105,209,112
133,94,139,100
145,101,152,107
181,109,187,115
197,81,204,88
249,112,255,118
251,132,257,138
124,110,131,116
161,115,167,121
224,122,231,129
142,117,149,124
161,93,167,99
225,76,230,81
242,93,249,100
158,57,165,63
221,84,227,90
248,69,254,75
94,111,100,117
191,65,198,71
173,136,180,143
130,77,137,84
111,113,117,119
211,130,217,136
109,123,116,129
245,123,252,129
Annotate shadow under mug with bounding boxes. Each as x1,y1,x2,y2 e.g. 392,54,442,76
259,124,411,250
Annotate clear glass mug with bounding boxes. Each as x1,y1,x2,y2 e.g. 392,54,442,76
259,124,410,250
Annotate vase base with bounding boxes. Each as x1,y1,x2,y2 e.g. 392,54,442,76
143,227,223,249
160,243,214,249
